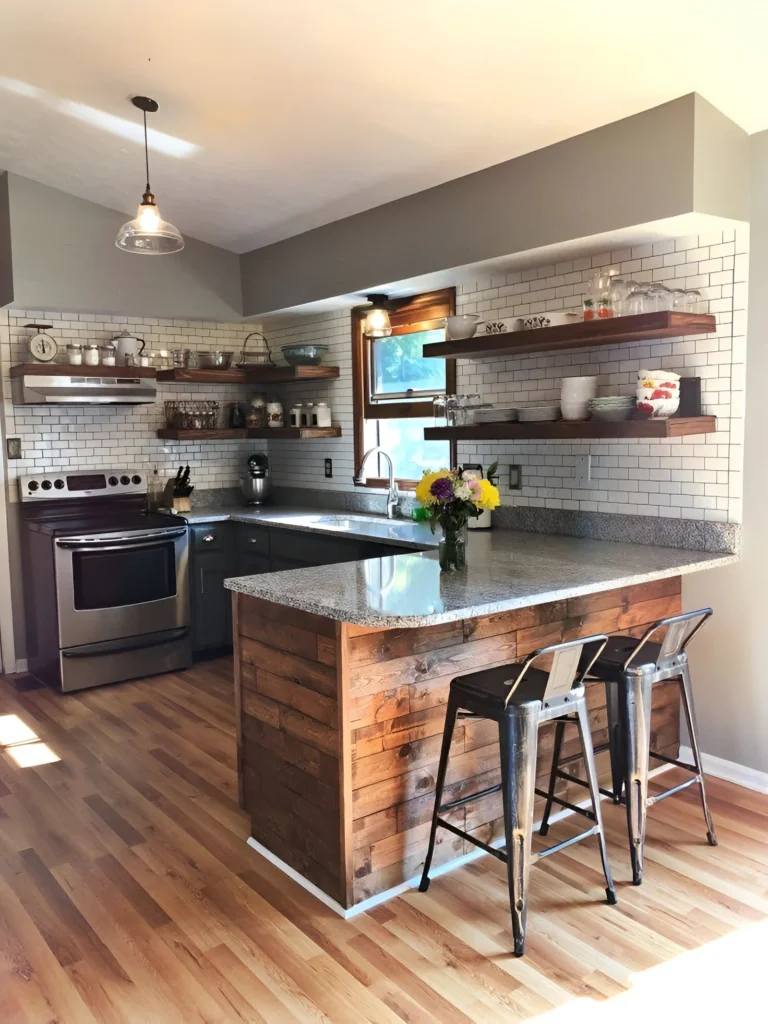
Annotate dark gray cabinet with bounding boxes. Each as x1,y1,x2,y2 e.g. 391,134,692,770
188,519,416,655
189,523,232,655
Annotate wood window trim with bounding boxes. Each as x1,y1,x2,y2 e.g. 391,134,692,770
352,288,456,491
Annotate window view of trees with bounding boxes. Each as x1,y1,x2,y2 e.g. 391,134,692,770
372,328,446,397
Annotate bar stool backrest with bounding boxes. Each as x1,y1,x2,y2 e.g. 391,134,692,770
623,607,713,672
503,634,609,708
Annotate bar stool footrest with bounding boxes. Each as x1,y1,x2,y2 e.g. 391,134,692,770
534,786,597,822
435,817,508,863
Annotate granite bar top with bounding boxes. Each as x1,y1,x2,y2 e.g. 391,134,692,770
166,504,438,551
223,530,737,628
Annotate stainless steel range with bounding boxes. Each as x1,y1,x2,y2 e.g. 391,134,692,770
19,468,191,692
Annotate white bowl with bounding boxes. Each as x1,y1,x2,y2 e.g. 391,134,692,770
561,375,598,400
445,315,480,340
561,401,590,421
636,395,680,418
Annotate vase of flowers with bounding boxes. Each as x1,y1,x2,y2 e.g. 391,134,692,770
415,468,500,572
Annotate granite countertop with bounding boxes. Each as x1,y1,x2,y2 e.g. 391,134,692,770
223,529,737,628
167,504,438,550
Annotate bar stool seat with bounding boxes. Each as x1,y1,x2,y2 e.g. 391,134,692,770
418,635,618,958
581,636,662,682
454,664,550,704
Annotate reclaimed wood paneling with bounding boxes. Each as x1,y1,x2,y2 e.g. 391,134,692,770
235,593,344,903
235,577,684,909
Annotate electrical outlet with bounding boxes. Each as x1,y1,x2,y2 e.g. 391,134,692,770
508,464,522,490
575,454,593,486
324,458,333,479
6,438,22,460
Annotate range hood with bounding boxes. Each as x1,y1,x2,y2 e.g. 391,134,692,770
12,374,157,405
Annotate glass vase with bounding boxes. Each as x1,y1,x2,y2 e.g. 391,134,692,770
439,522,467,572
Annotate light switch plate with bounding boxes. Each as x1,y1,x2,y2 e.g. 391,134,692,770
508,464,522,490
575,454,593,485
324,458,333,479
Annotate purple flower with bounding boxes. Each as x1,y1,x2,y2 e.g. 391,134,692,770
430,476,455,501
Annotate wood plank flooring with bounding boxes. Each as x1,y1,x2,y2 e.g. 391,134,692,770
0,658,766,1023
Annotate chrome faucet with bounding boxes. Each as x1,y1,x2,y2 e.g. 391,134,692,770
354,446,401,519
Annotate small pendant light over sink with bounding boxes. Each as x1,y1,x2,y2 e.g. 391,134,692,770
115,96,185,254
362,294,393,337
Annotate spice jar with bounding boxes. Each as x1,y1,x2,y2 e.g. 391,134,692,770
266,400,284,428
67,343,83,366
289,403,302,428
84,344,100,367
100,343,116,366
311,402,332,427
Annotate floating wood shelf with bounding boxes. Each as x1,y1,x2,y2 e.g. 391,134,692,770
424,416,716,441
156,365,340,384
10,362,157,378
156,368,248,384
422,312,717,361
246,426,342,439
156,428,248,441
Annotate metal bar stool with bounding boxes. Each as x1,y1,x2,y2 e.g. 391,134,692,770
418,635,617,958
539,608,717,886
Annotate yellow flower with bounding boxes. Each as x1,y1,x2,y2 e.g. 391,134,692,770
475,478,500,510
415,469,452,507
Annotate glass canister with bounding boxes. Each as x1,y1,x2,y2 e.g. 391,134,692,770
83,343,100,366
289,403,302,428
300,406,311,427
67,343,83,365
311,402,332,427
100,343,116,366
266,400,284,428
609,278,629,317
247,395,267,429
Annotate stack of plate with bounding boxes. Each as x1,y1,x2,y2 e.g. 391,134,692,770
474,407,519,424
518,404,561,423
588,396,636,422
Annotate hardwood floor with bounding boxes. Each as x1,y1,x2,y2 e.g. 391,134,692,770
0,658,766,1023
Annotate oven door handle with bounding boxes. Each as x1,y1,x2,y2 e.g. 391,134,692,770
61,627,190,658
56,529,187,551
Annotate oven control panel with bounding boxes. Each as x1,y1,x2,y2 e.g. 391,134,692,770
19,469,147,501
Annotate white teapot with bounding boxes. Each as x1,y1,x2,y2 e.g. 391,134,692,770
113,330,145,365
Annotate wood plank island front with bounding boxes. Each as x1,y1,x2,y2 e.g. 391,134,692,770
227,534,734,913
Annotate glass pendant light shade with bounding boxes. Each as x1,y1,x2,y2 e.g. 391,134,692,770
115,96,185,255
116,192,185,254
363,294,393,337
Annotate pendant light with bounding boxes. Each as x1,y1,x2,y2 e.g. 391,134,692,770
362,294,393,337
115,96,185,254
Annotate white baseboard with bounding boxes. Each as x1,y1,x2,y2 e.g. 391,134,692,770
246,762,673,919
679,745,768,795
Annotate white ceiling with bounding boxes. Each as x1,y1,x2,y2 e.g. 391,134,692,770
1,0,767,255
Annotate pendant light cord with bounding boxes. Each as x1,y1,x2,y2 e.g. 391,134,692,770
143,109,151,193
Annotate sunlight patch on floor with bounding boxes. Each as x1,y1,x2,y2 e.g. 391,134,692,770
0,713,60,767
535,916,768,1021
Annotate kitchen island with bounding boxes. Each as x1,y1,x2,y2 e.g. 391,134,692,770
225,532,735,914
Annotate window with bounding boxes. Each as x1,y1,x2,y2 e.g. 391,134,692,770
352,289,456,489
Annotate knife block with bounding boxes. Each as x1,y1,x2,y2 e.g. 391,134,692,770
172,496,191,513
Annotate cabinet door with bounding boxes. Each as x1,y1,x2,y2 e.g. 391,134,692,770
237,553,271,577
192,551,231,652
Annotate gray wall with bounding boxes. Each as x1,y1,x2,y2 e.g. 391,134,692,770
4,174,243,321
0,174,13,307
240,94,748,317
682,130,767,775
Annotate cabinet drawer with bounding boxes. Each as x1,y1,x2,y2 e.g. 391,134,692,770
191,523,227,553
235,524,270,556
